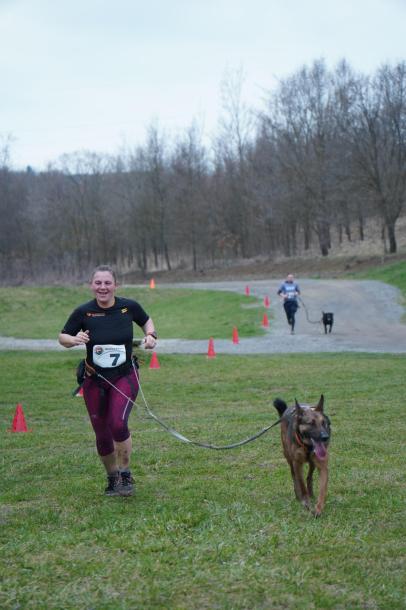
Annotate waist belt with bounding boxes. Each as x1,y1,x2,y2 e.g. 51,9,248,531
85,357,138,381
72,356,138,399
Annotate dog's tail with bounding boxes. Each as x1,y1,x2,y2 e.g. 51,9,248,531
273,398,288,417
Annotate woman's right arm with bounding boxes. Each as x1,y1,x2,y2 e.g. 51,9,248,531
58,330,89,348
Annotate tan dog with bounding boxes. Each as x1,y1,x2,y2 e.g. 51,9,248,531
273,395,331,517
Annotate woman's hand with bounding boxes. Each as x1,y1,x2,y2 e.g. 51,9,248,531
74,330,90,345
143,334,157,350
59,330,90,348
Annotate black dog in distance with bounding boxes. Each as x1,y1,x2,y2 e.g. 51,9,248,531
322,312,334,334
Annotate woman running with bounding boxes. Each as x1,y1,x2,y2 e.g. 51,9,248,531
59,265,157,497
277,273,301,334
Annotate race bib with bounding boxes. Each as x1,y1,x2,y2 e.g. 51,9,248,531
93,344,126,368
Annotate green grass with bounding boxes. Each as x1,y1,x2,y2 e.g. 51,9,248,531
1,351,405,609
351,259,406,321
1,276,406,608
352,260,406,295
0,286,264,340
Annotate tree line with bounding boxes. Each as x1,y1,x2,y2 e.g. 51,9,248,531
1,59,405,283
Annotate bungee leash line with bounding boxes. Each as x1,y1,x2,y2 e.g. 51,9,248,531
95,362,282,450
298,296,322,325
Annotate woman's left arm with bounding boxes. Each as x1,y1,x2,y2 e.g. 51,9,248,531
142,318,157,349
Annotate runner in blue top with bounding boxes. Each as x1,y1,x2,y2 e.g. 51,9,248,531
277,273,301,334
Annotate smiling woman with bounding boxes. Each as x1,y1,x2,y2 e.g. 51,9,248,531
58,264,157,498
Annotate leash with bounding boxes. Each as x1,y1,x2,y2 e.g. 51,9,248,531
94,362,282,450
298,296,322,325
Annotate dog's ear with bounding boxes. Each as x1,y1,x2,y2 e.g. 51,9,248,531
294,398,304,416
314,394,324,412
273,398,287,416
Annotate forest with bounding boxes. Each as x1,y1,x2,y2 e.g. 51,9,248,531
1,59,405,283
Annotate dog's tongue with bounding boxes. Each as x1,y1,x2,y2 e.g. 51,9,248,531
313,441,328,460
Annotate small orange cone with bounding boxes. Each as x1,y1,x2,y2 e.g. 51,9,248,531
264,295,270,308
207,337,216,358
76,387,84,397
149,352,160,369
8,403,32,433
245,285,250,296
232,326,239,344
262,313,270,327
149,278,155,289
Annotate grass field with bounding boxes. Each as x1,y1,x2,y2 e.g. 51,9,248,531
1,351,405,609
0,286,264,340
1,268,406,608
352,259,406,294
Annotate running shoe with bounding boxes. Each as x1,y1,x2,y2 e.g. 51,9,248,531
104,471,121,496
117,470,135,497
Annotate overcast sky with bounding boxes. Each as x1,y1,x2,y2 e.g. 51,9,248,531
1,0,405,170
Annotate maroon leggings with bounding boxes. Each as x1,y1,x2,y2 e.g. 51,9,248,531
83,369,139,456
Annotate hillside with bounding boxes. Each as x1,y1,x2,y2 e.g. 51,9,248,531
123,215,406,283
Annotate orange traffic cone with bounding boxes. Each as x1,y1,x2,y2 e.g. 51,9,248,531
262,313,270,327
76,387,84,397
264,295,270,308
245,285,250,296
8,403,32,433
149,278,155,289
149,352,160,369
232,326,239,344
207,337,216,358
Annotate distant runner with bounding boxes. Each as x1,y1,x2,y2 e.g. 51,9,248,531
277,273,300,334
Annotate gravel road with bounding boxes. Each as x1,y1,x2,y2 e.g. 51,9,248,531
1,279,405,354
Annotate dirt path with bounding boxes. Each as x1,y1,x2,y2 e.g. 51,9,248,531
1,279,405,354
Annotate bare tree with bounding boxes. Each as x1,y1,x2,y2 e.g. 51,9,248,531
142,124,173,270
262,60,345,256
347,62,406,252
42,152,116,275
214,67,257,258
170,122,210,271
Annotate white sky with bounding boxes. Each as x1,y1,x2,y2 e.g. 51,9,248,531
1,0,405,170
